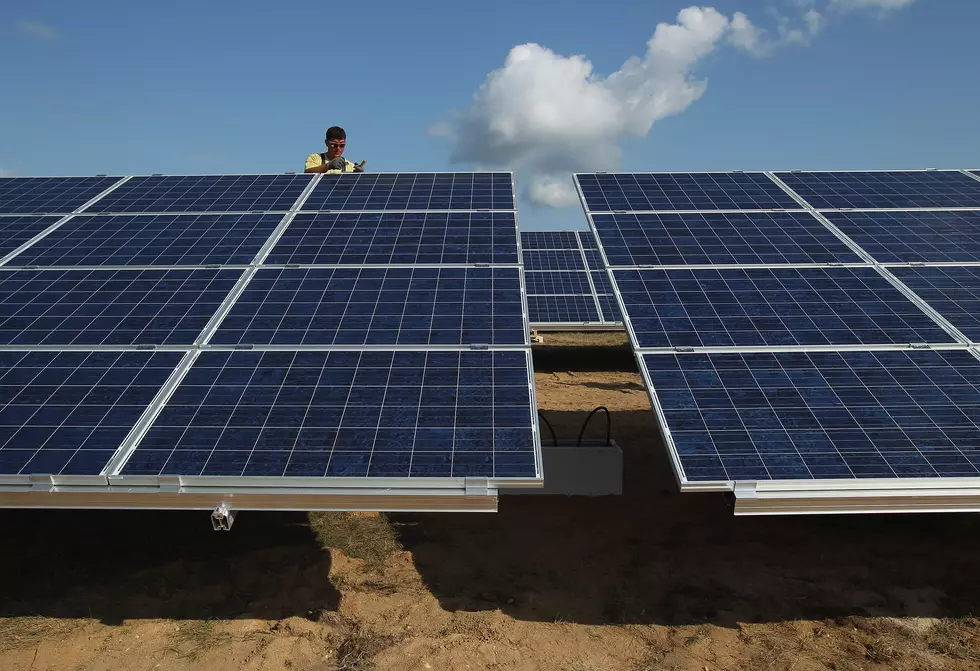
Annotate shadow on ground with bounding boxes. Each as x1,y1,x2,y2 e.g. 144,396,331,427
532,343,636,373
0,510,340,624
394,408,980,627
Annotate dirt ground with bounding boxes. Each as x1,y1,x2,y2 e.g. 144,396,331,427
3,332,980,670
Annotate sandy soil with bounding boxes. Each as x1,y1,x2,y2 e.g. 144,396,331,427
2,336,980,670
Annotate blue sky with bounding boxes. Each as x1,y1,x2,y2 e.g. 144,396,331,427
2,0,978,230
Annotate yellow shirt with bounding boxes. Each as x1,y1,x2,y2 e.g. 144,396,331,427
305,153,356,173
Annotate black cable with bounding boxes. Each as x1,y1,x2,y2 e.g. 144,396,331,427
537,409,559,447
576,406,611,446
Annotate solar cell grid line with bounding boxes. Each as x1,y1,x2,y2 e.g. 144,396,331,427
574,172,802,212
0,268,243,346
0,216,66,262
83,174,313,214
0,350,184,478
578,230,598,250
589,212,864,267
117,349,538,480
590,270,613,295
519,231,580,251
614,267,959,349
821,210,980,264
521,249,586,271
0,176,125,214
265,211,520,266
890,266,980,343
596,294,622,323
583,249,606,271
524,271,594,295
208,266,527,346
641,349,980,484
773,170,980,210
301,172,516,211
3,213,288,268
526,295,600,323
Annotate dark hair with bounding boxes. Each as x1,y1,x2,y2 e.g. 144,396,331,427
325,126,346,141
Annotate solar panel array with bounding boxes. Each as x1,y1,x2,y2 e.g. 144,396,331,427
520,231,622,327
0,172,540,505
575,169,980,503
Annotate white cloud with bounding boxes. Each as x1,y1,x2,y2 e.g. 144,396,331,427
441,6,740,205
729,12,771,57
433,1,913,208
16,19,58,40
0,170,13,178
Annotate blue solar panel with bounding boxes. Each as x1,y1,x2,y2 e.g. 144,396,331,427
120,349,536,479
774,170,980,209
583,249,605,271
892,266,980,342
6,213,285,267
522,250,585,271
578,231,598,249
823,210,980,263
590,270,613,295
302,173,515,211
0,268,242,345
577,172,800,212
0,216,62,259
210,267,525,346
616,267,955,348
520,231,580,250
526,295,599,323
266,212,518,265
644,349,980,482
84,175,312,213
524,271,592,295
596,295,622,322
0,177,122,214
591,212,861,267
0,351,183,476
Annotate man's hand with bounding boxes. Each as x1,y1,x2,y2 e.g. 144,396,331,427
325,157,348,171
354,160,366,173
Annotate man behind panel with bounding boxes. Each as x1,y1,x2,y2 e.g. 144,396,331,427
305,126,366,174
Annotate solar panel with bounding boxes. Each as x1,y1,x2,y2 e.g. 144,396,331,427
522,250,586,271
644,349,980,483
526,295,599,322
302,173,515,211
590,270,613,295
891,266,980,342
0,176,122,214
210,267,526,346
583,249,605,271
576,172,800,212
6,213,285,267
596,294,622,322
83,175,312,213
0,216,63,260
524,271,593,295
0,268,242,345
616,267,955,348
266,211,518,265
823,210,980,263
578,231,598,249
520,231,580,250
120,349,537,479
774,170,980,209
0,350,183,476
591,212,862,267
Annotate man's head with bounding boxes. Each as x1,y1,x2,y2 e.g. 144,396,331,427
324,126,346,160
